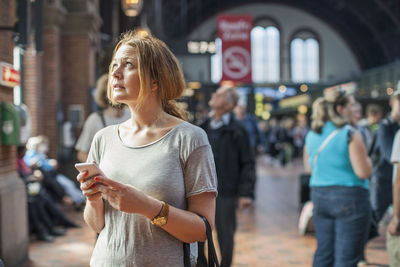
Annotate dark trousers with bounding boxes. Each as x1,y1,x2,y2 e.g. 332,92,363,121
311,186,370,267
28,199,54,235
39,190,73,225
216,196,237,267
370,174,393,222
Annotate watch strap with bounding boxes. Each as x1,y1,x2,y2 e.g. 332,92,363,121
151,201,169,226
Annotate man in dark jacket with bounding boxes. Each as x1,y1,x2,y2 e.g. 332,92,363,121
200,86,256,267
370,91,400,223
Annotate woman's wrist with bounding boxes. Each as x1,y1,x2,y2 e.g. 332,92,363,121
87,197,103,208
140,195,163,220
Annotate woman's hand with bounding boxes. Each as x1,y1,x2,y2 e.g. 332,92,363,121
77,171,102,202
78,171,106,233
93,176,149,214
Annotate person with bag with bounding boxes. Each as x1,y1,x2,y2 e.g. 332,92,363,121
76,30,218,267
75,73,130,163
303,88,372,267
369,89,400,224
200,86,256,267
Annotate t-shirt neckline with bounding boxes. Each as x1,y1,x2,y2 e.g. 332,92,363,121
116,121,185,149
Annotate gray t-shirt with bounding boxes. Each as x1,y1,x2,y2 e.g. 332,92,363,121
87,121,217,267
391,130,400,182
75,109,130,153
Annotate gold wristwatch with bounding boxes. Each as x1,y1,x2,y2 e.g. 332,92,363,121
151,201,169,227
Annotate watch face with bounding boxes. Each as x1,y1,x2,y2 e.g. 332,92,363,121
154,217,167,226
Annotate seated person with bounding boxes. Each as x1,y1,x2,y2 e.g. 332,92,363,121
24,136,85,208
17,146,79,241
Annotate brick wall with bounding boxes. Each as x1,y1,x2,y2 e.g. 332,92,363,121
61,34,91,120
43,27,62,157
61,0,101,138
23,29,62,158
23,43,44,137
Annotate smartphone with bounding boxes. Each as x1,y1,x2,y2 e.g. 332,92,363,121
74,162,105,178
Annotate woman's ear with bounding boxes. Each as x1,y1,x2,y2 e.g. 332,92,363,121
151,80,158,91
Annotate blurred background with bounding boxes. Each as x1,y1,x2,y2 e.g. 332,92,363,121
0,0,399,266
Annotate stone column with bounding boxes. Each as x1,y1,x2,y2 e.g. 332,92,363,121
23,41,43,138
0,1,29,266
42,0,66,157
61,0,102,138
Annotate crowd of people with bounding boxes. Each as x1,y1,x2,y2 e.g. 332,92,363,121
19,29,400,267
17,136,81,242
302,88,400,267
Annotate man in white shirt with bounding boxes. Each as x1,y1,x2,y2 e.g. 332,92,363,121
387,127,400,266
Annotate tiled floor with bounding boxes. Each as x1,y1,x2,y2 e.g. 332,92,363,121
25,157,389,267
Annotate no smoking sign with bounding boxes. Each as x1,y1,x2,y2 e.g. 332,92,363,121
222,46,251,80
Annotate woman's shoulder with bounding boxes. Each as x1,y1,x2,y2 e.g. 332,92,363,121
92,124,118,142
305,128,319,140
172,121,212,161
170,121,210,153
176,121,208,142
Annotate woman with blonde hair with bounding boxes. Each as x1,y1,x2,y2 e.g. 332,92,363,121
76,30,217,266
303,88,372,267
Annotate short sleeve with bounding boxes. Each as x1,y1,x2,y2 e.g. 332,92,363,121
87,131,102,164
183,145,218,198
391,130,400,164
75,113,103,153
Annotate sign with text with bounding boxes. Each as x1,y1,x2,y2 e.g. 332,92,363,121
218,14,252,83
0,62,20,87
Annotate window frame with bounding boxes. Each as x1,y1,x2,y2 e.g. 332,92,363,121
289,28,321,83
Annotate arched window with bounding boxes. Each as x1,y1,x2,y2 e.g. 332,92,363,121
211,38,222,83
251,26,280,83
290,36,319,83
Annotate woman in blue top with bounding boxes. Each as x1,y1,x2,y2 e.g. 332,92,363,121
303,88,372,267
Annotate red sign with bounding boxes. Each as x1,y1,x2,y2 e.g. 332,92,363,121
218,14,252,83
0,62,20,87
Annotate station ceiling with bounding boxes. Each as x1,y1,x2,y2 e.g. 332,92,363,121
110,0,400,70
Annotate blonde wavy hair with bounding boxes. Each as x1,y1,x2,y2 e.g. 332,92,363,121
94,74,109,109
311,88,351,133
107,30,187,120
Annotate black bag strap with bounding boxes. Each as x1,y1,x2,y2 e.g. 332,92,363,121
202,216,219,267
183,242,191,267
183,215,220,267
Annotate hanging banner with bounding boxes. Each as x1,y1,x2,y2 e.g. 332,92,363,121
218,14,252,83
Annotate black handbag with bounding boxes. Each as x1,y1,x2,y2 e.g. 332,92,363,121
183,215,220,267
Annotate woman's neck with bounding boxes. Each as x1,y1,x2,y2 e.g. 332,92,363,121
125,101,167,131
